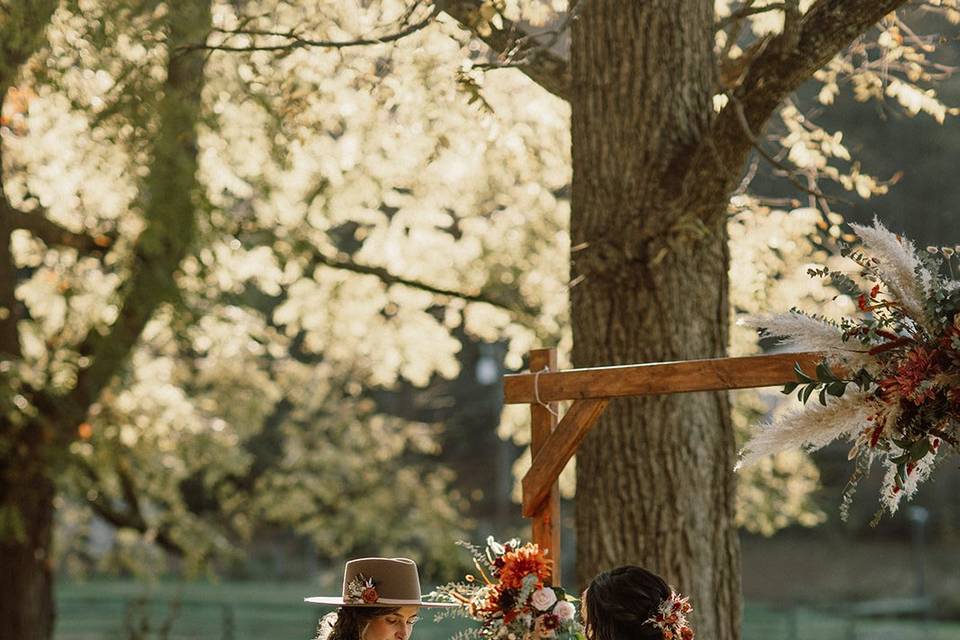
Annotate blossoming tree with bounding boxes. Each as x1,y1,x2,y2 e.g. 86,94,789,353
2,2,959,640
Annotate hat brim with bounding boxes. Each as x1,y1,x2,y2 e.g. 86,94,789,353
303,596,459,608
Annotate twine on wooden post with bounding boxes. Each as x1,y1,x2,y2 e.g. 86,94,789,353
533,366,560,418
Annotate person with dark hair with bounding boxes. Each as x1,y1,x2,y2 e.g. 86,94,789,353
305,557,456,640
582,566,694,640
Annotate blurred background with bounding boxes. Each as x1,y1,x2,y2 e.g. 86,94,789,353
1,1,959,639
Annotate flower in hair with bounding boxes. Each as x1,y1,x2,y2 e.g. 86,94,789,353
645,591,693,640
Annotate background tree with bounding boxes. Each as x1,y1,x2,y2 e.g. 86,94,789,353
566,3,955,637
1,0,213,635
4,1,960,639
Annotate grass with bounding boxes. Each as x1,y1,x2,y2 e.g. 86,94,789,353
54,580,960,640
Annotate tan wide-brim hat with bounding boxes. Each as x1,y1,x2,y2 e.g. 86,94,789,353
305,557,457,608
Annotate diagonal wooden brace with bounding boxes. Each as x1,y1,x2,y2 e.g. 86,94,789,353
522,397,609,517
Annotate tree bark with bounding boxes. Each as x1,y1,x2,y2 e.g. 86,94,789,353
570,3,741,639
0,428,56,639
0,4,60,635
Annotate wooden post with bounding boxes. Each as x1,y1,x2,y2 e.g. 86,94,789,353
528,348,562,584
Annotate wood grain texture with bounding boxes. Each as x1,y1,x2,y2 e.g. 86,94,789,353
522,397,609,517
505,351,826,404
528,348,562,583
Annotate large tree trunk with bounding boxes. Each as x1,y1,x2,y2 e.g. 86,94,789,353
0,429,56,639
570,2,741,639
0,6,58,634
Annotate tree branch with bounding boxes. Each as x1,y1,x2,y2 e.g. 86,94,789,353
699,0,909,203
2,202,112,253
716,2,787,29
57,2,213,434
734,0,909,131
181,4,441,54
441,1,570,100
308,250,539,320
728,94,845,203
75,458,186,557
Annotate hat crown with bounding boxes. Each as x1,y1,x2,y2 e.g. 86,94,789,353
342,557,422,604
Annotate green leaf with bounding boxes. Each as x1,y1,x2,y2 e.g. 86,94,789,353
890,452,911,465
794,363,814,384
909,438,931,462
818,387,828,406
892,437,913,449
800,383,816,404
782,382,799,395
816,361,837,383
827,381,847,397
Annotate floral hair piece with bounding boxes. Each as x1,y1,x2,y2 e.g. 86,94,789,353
645,591,694,640
345,573,379,605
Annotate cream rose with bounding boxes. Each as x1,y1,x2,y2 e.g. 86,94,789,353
554,600,576,622
531,588,558,612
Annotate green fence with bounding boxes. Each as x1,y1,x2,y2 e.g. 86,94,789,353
54,581,960,640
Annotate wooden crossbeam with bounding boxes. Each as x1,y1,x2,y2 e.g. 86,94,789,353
522,397,609,517
504,351,824,405
513,348,828,584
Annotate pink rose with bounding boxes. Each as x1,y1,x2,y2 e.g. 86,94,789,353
553,601,576,622
530,588,558,612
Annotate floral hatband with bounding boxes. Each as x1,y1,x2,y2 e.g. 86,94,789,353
345,573,380,605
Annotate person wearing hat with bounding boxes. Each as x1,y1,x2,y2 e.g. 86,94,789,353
306,557,456,640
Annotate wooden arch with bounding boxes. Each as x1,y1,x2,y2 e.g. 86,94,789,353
502,347,826,583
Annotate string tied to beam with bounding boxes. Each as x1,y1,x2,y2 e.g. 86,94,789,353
533,366,560,418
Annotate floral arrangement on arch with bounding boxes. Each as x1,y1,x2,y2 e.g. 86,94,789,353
429,538,582,640
738,218,959,521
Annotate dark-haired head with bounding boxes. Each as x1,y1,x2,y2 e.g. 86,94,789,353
583,566,671,640
317,606,418,640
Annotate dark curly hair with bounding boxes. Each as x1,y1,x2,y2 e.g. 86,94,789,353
584,566,671,640
316,606,402,640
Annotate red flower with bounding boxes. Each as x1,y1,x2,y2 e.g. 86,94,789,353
362,587,379,604
869,423,884,448
498,544,551,591
680,626,694,640
540,614,560,630
879,346,943,404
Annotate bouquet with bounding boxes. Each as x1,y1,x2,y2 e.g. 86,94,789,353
431,538,583,640
738,219,959,520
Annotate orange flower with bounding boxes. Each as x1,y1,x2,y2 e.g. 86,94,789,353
498,544,551,591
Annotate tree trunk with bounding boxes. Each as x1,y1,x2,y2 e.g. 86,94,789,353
570,3,741,639
0,427,56,640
